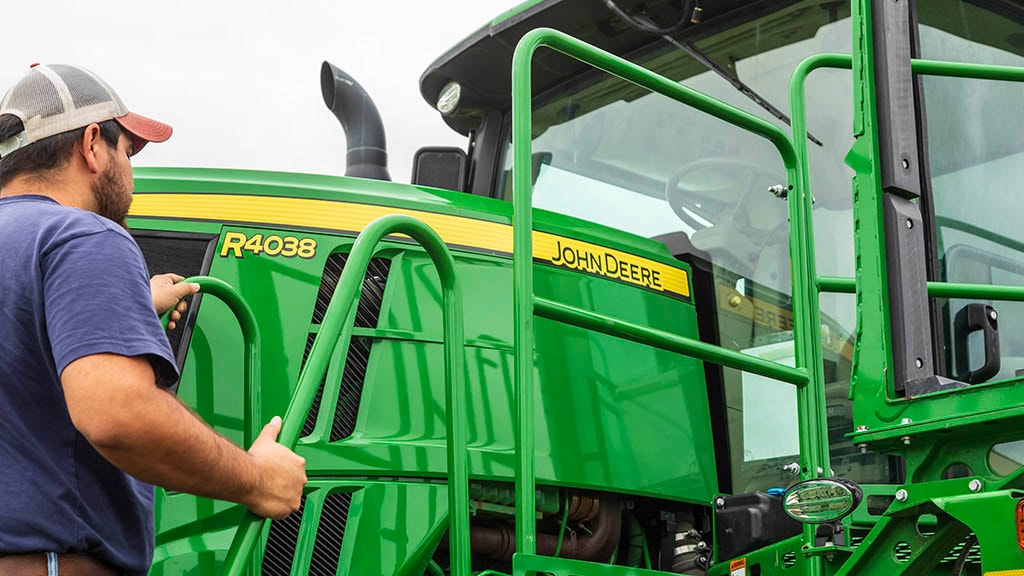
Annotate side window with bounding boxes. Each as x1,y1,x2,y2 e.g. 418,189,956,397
917,1,1024,382
132,232,218,369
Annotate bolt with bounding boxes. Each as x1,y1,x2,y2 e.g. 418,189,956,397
895,489,908,502
728,295,742,308
906,219,914,229
769,184,787,199
783,462,801,475
715,497,726,509
914,357,923,368
901,158,911,169
969,479,982,493
901,418,912,425
859,443,869,454
856,425,868,431
902,436,912,446
990,309,998,321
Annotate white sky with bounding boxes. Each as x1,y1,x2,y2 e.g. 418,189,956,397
2,0,518,183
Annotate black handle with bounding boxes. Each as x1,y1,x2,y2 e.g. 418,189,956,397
954,303,1000,384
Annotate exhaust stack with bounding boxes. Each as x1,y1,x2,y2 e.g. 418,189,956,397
320,61,391,181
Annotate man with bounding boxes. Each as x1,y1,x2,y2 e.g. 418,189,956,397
0,64,306,576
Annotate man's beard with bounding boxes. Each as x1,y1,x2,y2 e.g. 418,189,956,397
91,164,132,229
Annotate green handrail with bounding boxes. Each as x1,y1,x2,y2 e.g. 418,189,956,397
220,214,469,576
511,28,828,569
819,275,1024,302
791,57,1024,319
162,276,262,448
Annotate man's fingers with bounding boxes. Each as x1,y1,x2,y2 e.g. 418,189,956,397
257,416,283,443
168,282,201,300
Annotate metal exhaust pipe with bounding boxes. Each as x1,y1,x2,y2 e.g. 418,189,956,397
320,61,391,181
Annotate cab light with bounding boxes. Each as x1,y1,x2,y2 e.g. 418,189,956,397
437,81,462,116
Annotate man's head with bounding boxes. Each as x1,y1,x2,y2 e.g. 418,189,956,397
0,64,172,224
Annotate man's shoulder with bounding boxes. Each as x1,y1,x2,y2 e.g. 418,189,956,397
0,195,132,247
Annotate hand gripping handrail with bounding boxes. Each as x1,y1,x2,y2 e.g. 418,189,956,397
162,276,262,448
219,214,470,576
511,27,829,573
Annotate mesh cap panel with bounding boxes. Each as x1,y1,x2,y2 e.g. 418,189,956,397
51,64,120,110
0,63,171,158
2,69,65,118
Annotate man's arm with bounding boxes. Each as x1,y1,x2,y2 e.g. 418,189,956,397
62,353,306,519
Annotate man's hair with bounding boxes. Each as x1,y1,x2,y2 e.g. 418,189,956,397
0,114,123,188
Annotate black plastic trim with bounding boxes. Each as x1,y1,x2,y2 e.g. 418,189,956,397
871,0,922,198
653,232,731,494
882,195,934,392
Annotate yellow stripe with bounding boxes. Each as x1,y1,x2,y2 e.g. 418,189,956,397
129,193,689,299
986,571,1024,575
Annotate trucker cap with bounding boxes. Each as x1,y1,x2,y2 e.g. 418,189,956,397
0,63,172,158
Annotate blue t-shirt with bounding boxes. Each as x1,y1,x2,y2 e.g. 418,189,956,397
0,195,179,575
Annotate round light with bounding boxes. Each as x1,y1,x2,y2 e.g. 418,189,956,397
783,478,862,524
437,81,462,116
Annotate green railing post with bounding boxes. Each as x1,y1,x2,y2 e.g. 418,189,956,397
161,276,263,573
512,27,827,573
162,276,262,449
220,214,469,576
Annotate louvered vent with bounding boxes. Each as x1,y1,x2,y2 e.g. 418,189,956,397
310,254,391,327
262,496,306,576
300,253,391,439
330,336,372,441
307,492,353,576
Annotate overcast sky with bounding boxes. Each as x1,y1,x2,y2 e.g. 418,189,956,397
2,1,517,183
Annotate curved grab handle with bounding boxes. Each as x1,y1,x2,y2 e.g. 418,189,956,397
161,276,262,447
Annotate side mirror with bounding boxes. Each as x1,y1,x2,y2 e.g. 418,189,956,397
411,147,467,192
783,478,863,524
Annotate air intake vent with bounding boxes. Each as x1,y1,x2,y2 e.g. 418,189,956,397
311,254,392,327
308,492,353,576
262,495,306,576
330,336,373,441
300,333,328,438
301,253,391,439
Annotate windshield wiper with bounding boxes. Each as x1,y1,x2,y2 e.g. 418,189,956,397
656,31,825,147
614,6,824,147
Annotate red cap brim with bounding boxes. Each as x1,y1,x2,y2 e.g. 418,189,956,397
115,112,173,155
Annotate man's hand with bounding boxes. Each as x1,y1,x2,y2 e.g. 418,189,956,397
150,273,200,330
244,416,307,519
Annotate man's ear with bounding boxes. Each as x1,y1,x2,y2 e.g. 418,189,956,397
78,124,105,174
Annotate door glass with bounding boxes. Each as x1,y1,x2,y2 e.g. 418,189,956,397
918,0,1024,382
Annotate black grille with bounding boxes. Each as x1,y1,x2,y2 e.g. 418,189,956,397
311,254,392,327
300,333,328,437
299,254,390,440
262,496,306,576
781,551,797,569
330,336,374,441
308,492,353,576
850,531,981,567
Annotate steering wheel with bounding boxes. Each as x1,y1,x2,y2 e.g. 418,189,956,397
665,157,789,279
665,157,787,231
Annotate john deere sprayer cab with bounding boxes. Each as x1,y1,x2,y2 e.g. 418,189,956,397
133,0,1024,573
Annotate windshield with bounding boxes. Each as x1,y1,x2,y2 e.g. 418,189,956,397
498,0,886,493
